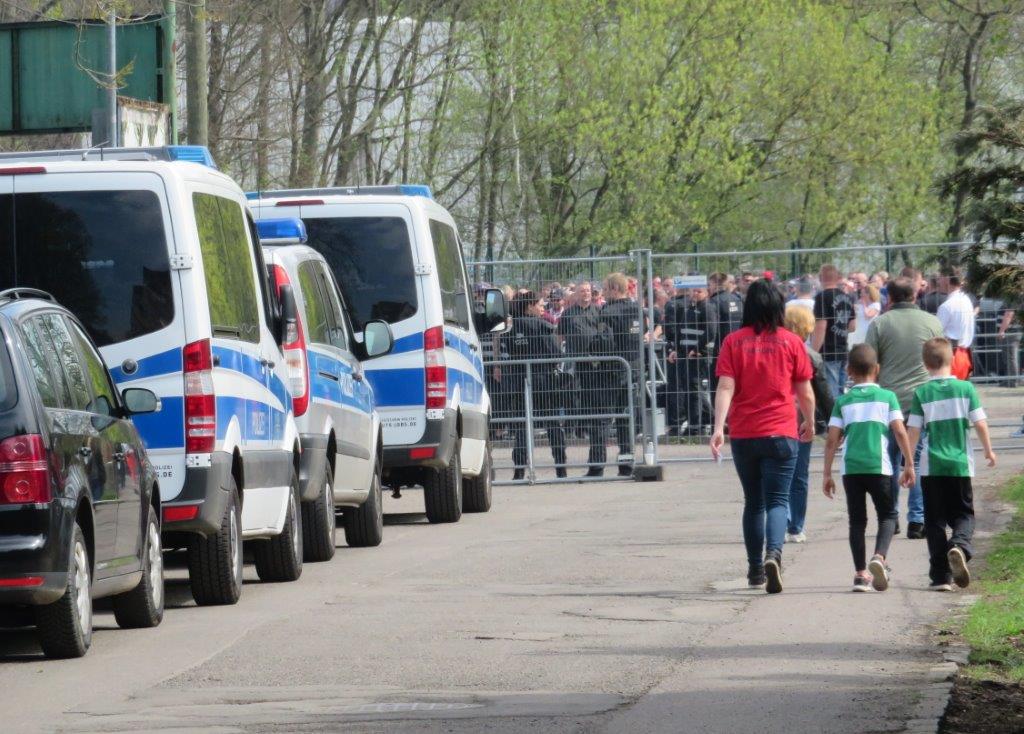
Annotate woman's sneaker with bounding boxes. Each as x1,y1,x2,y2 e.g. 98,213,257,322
868,555,890,591
764,553,783,594
948,547,971,588
785,532,807,544
748,564,766,587
852,574,873,592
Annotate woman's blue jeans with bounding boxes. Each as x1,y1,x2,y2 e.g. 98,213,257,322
787,439,813,535
731,437,800,566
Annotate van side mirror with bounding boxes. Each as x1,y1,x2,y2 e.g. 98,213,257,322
362,320,393,359
121,388,161,415
476,288,508,334
277,284,299,345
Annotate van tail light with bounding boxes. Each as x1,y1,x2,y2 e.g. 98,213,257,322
424,326,447,411
271,265,310,416
0,434,51,505
183,339,216,453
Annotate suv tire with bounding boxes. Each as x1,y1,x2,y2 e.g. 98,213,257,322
254,469,303,582
113,507,164,628
424,443,462,524
344,457,383,547
188,479,243,606
36,523,92,658
463,442,493,513
301,463,336,562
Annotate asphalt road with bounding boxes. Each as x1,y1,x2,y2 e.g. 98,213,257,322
2,452,1022,734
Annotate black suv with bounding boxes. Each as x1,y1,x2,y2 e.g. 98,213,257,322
0,290,163,658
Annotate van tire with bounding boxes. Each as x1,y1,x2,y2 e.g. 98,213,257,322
254,470,303,582
189,480,243,606
36,523,92,659
301,464,336,562
344,459,383,547
463,443,493,513
112,509,164,628
424,444,462,524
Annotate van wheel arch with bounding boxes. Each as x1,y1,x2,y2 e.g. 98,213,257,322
326,432,337,476
75,496,95,578
231,451,244,509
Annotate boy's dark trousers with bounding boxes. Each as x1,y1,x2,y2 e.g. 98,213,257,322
921,476,975,584
842,474,898,572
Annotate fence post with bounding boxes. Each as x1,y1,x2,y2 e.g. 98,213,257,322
524,361,536,484
635,249,663,481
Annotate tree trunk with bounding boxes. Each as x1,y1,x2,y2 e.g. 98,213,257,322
185,0,209,146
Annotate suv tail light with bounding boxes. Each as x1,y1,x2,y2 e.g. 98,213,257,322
0,434,50,505
183,339,216,453
271,265,310,416
424,326,447,411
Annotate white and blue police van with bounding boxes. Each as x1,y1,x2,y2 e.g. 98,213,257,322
0,146,305,605
257,218,393,558
250,186,508,523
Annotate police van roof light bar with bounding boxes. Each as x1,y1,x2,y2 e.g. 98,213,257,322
256,218,308,245
246,184,433,201
0,146,218,170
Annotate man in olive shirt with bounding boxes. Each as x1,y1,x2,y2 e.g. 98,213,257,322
865,277,944,538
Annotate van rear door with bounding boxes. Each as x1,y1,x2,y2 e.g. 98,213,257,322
0,171,189,499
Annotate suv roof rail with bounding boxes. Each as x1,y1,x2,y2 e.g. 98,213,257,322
0,288,57,303
246,184,432,201
0,145,217,169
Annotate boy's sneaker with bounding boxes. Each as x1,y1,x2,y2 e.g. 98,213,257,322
929,581,953,592
852,574,873,592
747,564,766,587
868,556,890,591
764,553,783,594
785,532,807,544
948,547,971,588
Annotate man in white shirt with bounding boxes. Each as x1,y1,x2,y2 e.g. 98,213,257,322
937,271,977,379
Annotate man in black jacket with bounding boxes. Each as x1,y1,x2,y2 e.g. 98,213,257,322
558,282,606,476
597,273,642,477
665,283,718,436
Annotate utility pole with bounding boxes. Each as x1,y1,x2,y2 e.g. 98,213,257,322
106,6,118,146
185,0,208,145
162,0,177,143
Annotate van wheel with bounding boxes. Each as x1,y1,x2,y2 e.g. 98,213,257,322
112,508,164,628
463,443,493,513
345,459,383,547
301,463,336,562
254,470,303,582
188,480,243,606
36,523,92,658
424,444,462,524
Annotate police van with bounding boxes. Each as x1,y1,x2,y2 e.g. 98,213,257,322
258,218,393,558
0,147,304,606
250,187,507,523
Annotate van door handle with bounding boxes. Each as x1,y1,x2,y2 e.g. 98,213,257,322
78,446,92,459
318,370,340,382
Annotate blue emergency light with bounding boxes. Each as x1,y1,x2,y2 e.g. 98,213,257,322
256,217,308,244
164,146,218,169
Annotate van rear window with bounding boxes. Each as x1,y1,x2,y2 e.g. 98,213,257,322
0,190,173,347
303,217,417,331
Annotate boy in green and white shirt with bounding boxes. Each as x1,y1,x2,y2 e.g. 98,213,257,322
907,338,997,591
824,345,916,592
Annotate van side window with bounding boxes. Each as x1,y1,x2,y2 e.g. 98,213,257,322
19,317,68,409
316,264,350,350
428,220,471,330
38,314,92,411
67,320,118,417
297,261,330,345
193,193,261,343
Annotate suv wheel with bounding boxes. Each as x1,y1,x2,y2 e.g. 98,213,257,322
36,523,92,658
301,463,336,562
463,442,493,513
254,469,303,582
188,479,243,606
423,443,463,524
112,507,165,628
344,458,383,547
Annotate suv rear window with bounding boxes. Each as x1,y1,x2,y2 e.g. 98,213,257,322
0,190,174,347
303,217,417,331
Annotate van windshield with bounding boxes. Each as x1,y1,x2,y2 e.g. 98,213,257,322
302,216,417,331
0,190,173,347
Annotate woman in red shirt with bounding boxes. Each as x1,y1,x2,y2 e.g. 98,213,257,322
711,280,816,594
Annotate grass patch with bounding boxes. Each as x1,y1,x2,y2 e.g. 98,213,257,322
962,476,1024,681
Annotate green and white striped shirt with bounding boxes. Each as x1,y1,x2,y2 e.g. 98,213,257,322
829,383,903,476
907,377,986,477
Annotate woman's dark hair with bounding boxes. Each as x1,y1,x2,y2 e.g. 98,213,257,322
741,279,786,334
511,290,540,317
